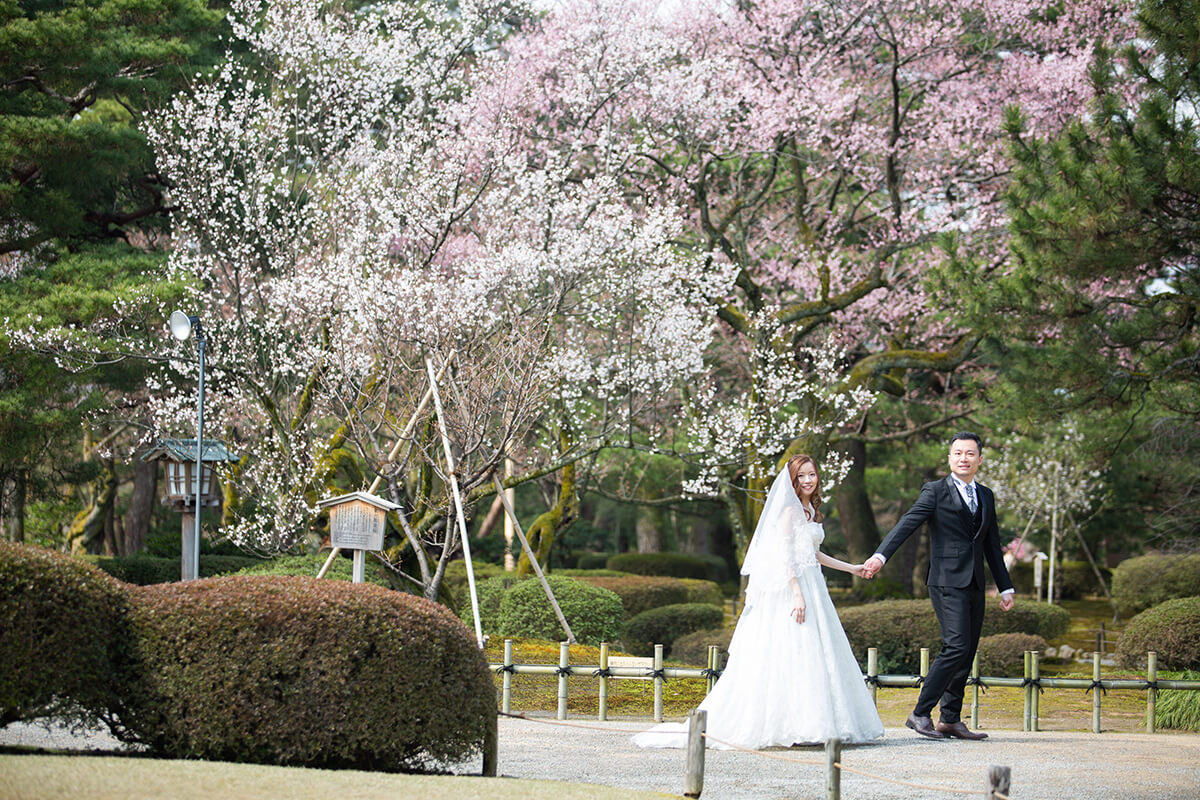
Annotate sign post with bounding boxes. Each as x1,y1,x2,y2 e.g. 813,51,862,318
317,492,400,583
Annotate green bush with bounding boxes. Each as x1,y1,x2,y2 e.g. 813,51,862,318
0,544,131,727
839,600,943,673
977,633,1048,678
670,626,733,667
679,578,724,607
606,552,713,581
118,575,494,769
1112,554,1200,617
1157,670,1200,732
459,574,518,635
554,569,630,578
86,553,264,584
623,603,725,657
576,553,613,570
443,559,506,609
497,575,624,646
1007,560,1108,599
981,598,1071,641
576,576,689,618
849,574,910,601
1116,596,1200,671
234,552,390,587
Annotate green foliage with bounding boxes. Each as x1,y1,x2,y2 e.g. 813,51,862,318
1007,560,1111,600
606,552,715,581
839,600,943,673
1116,596,1200,670
459,574,518,635
849,574,909,601
118,576,494,769
1157,670,1200,732
0,543,129,726
575,575,689,618
86,553,264,585
981,598,1071,641
443,560,507,608
977,633,1048,678
678,578,724,607
575,553,613,570
497,575,624,646
233,552,389,588
622,603,725,658
1112,554,1200,617
670,626,733,667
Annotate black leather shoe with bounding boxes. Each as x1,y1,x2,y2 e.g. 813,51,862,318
936,720,988,740
905,712,945,739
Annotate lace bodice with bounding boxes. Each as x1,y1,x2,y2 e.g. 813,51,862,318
788,509,823,575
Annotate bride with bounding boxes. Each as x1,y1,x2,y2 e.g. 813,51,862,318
633,455,884,749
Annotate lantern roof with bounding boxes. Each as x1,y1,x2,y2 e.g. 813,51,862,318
142,438,239,464
317,491,401,512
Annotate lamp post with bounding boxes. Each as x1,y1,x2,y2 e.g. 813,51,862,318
169,310,205,581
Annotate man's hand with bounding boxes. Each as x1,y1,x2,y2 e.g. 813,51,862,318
999,592,1015,611
860,555,884,579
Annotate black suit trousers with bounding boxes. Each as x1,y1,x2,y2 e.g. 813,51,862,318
916,582,986,722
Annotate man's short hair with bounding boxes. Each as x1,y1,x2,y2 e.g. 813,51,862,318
949,431,983,451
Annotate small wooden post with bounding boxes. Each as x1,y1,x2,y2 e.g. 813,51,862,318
986,765,1011,800
1099,622,1107,653
557,641,570,721
825,738,842,800
598,642,609,721
867,647,879,705
920,647,930,686
1092,650,1102,734
481,710,498,777
1022,651,1032,732
684,708,706,798
653,644,665,723
1146,651,1158,734
501,639,513,715
706,645,718,694
970,652,981,730
1031,650,1041,732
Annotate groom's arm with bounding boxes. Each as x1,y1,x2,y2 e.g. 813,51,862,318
864,481,937,576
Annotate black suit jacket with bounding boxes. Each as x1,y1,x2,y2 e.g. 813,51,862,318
877,476,1013,591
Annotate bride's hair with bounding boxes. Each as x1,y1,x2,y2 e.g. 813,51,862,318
786,454,823,522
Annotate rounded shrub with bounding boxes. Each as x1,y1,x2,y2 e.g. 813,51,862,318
1112,554,1200,617
977,633,1048,677
443,559,506,609
459,574,518,635
981,598,1070,641
838,599,943,674
576,553,613,570
234,552,389,587
575,575,689,618
1116,596,1200,671
497,575,623,646
679,578,724,607
0,543,130,726
606,552,711,581
623,603,725,657
671,626,733,667
118,575,494,769
87,553,264,584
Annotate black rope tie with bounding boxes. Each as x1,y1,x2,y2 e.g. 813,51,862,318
592,667,613,678
646,668,668,682
701,667,723,680
913,676,925,687
1021,677,1045,694
864,675,882,688
966,676,988,694
495,664,517,675
555,666,572,678
1143,680,1159,691
1085,680,1107,696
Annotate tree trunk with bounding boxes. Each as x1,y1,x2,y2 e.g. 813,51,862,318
635,506,663,552
7,468,25,543
122,455,158,555
69,458,118,555
833,438,881,562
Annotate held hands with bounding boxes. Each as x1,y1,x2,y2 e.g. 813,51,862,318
859,555,884,580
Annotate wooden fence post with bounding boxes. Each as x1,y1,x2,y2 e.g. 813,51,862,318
654,644,665,723
1031,650,1041,732
598,642,609,722
502,639,513,715
867,647,879,705
482,709,498,777
684,708,706,798
1022,651,1032,732
1147,651,1158,734
970,652,981,730
1092,650,1102,734
825,738,842,800
706,645,718,694
920,647,930,686
986,765,1011,800
557,641,570,721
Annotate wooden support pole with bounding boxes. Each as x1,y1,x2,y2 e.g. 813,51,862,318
1092,650,1102,734
986,765,1011,800
1147,651,1158,734
970,652,981,730
867,647,878,705
1023,651,1032,732
684,709,706,798
920,647,930,686
706,645,718,694
598,642,609,721
557,641,570,721
501,639,513,715
825,738,842,800
351,549,365,584
654,644,665,723
492,475,575,644
1031,650,1041,732
481,709,498,777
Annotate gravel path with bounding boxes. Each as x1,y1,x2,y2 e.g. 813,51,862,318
4,716,1198,799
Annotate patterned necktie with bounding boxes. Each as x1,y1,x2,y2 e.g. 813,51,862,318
965,483,977,513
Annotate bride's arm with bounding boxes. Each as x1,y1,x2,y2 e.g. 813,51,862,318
817,551,867,577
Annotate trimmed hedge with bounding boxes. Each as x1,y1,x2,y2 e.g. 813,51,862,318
977,633,1048,678
459,574,518,635
606,552,712,581
575,553,612,570
1008,560,1111,600
679,578,724,607
86,553,264,585
623,603,725,657
443,559,506,610
671,626,733,667
497,575,624,646
118,575,494,769
1116,596,1200,671
1112,554,1200,617
0,544,130,727
980,599,1070,641
576,576,689,618
234,552,389,587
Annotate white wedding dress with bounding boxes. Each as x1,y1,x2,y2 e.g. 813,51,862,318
633,469,884,750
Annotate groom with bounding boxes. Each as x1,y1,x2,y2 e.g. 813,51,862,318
861,432,1014,740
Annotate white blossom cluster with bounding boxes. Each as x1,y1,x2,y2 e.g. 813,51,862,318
983,417,1106,518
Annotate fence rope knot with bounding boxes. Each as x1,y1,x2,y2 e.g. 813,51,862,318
864,674,881,687
495,664,517,675
554,665,572,677
1143,679,1158,691
592,667,613,678
965,675,987,693
913,675,925,687
700,667,722,680
646,668,668,681
1085,679,1107,696
1020,676,1044,694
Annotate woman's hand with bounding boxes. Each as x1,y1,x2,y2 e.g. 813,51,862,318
849,563,867,578
790,597,806,624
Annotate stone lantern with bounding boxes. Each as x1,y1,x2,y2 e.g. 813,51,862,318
142,438,238,580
